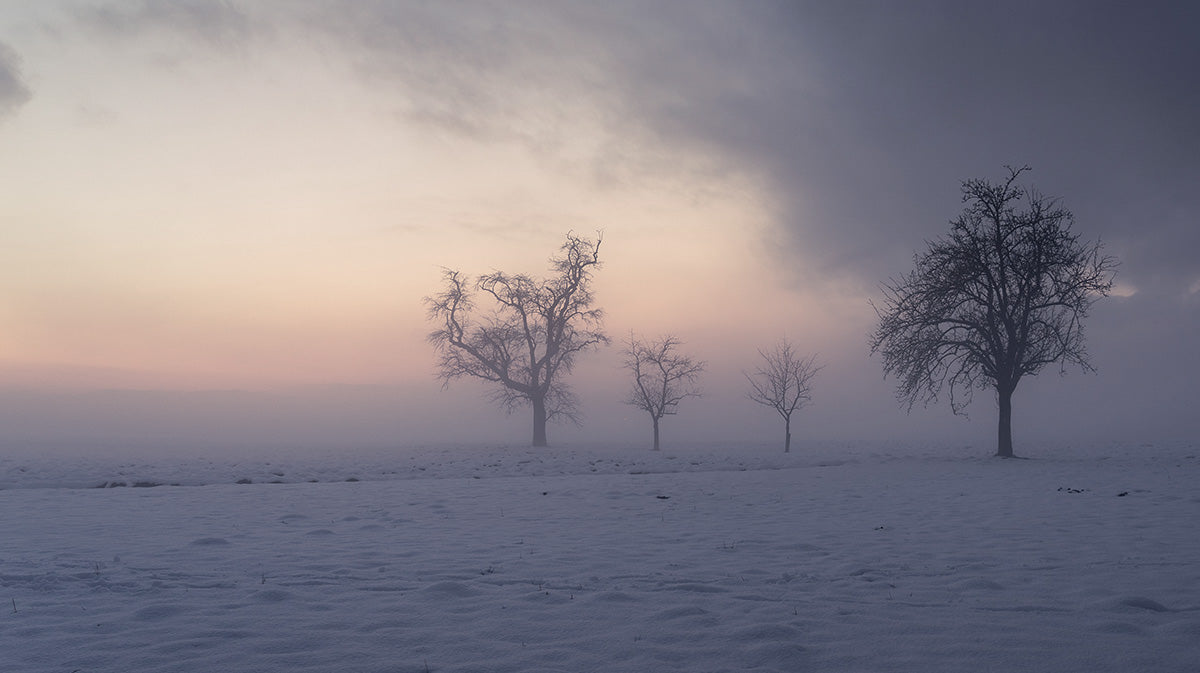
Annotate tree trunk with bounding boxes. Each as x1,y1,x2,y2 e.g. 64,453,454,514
532,395,548,447
784,416,791,453
996,385,1014,458
652,416,660,451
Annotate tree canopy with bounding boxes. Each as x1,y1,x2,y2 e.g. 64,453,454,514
622,333,705,451
425,233,608,446
745,340,821,453
870,166,1118,457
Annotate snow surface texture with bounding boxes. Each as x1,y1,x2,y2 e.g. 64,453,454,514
2,442,1198,672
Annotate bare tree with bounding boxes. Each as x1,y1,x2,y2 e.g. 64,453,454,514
870,166,1118,458
425,233,608,447
745,340,822,452
622,333,705,451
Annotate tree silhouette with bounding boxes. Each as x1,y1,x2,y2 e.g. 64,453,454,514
745,340,821,453
622,333,705,451
870,166,1118,457
425,233,608,446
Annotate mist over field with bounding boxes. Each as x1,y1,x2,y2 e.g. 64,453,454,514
0,1,1196,456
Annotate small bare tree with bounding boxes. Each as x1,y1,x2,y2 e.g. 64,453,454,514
622,333,705,451
745,340,821,452
425,233,608,447
870,166,1118,458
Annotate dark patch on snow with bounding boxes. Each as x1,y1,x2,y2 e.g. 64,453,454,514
1095,621,1145,635
592,591,638,603
190,537,230,546
252,589,292,602
1120,596,1170,612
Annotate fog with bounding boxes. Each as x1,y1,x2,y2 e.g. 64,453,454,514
4,289,1191,457
0,2,1196,456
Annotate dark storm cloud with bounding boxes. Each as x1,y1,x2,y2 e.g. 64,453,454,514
0,41,31,118
606,1,1200,295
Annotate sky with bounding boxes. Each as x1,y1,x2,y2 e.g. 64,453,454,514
0,1,1197,454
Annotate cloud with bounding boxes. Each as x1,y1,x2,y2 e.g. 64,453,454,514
622,2,1200,293
44,1,1198,295
0,41,31,118
76,0,255,49
279,1,741,193
290,3,589,141
281,2,1199,295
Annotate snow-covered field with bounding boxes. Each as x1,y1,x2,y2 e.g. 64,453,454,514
2,441,1198,672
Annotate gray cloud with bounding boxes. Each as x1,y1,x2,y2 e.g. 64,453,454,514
77,0,255,48
280,1,747,192
279,1,1199,297
49,1,1199,292
602,1,1200,294
0,41,31,118
288,3,619,163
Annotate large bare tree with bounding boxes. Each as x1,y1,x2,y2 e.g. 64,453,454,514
425,233,608,447
622,334,705,451
745,340,821,453
870,166,1118,458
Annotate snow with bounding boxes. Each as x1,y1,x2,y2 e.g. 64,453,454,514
2,441,1198,672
